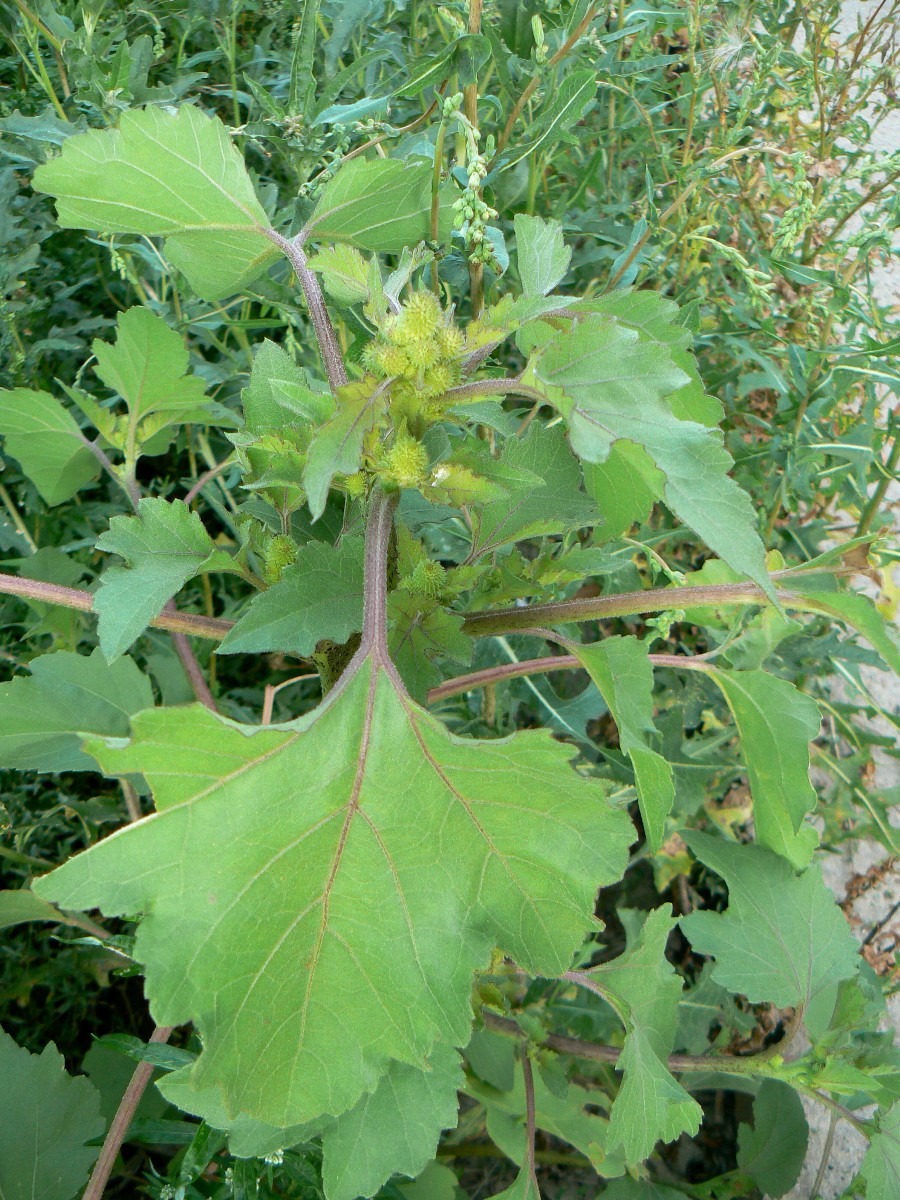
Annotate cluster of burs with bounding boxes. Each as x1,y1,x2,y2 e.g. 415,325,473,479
357,290,468,490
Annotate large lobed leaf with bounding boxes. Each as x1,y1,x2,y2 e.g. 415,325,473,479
304,157,454,253
0,1026,104,1200
35,654,632,1130
33,105,280,301
527,312,774,598
681,832,859,1008
0,648,153,771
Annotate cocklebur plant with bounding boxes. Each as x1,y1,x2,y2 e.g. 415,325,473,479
0,18,899,1200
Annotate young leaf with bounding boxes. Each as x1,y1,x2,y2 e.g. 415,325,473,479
34,655,631,1128
0,1026,104,1200
32,105,280,300
736,1080,807,1198
681,832,860,1008
860,1099,900,1200
388,594,473,703
528,317,775,598
0,648,154,771
95,498,234,660
218,537,364,656
307,244,372,306
92,306,211,431
571,637,674,851
514,215,571,298
304,158,453,253
0,388,101,505
586,905,702,1165
503,69,597,170
468,424,600,559
703,667,820,869
303,378,389,518
243,340,334,432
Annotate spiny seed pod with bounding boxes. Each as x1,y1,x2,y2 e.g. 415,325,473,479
405,336,441,371
263,534,298,584
402,558,446,599
393,290,442,343
421,361,457,398
344,471,368,499
375,342,414,378
382,436,429,488
435,324,465,358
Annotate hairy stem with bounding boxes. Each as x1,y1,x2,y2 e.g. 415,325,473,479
81,1025,175,1200
264,229,348,392
0,571,232,639
483,1009,817,1083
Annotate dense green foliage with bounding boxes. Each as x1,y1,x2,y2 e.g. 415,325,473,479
0,2,898,1198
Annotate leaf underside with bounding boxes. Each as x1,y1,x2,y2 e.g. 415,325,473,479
36,653,632,1129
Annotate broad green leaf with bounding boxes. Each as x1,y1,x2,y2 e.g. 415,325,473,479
514,215,571,298
307,243,372,306
0,889,68,931
570,289,723,427
0,388,101,505
571,637,674,851
92,307,210,434
583,441,663,541
218,537,364,656
320,1046,462,1200
35,656,632,1128
704,667,820,869
860,1099,900,1200
503,69,597,170
681,832,860,1008
0,1026,104,1200
736,1080,807,1198
163,1046,462,1200
400,1162,458,1200
95,498,235,660
468,424,600,559
0,648,154,771
243,341,334,432
488,1165,540,1199
304,159,454,253
586,905,702,1165
303,378,389,518
388,594,473,703
33,105,280,301
529,316,775,599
